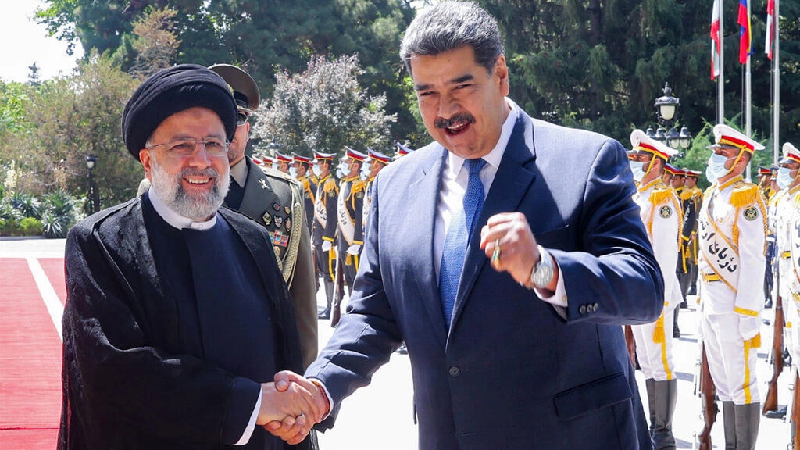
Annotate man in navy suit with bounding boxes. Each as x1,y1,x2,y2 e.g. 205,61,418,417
268,3,663,449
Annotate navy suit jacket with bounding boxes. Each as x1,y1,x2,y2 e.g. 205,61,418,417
306,110,663,450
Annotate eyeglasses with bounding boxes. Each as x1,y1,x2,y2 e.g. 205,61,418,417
236,111,249,127
147,137,229,157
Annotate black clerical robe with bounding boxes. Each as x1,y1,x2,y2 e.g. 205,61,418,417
58,195,311,450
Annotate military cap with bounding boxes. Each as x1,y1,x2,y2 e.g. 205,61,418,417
313,151,336,161
780,142,800,164
208,64,260,111
276,153,292,163
394,142,414,160
664,164,679,175
345,147,367,162
758,166,772,176
684,169,701,178
292,153,312,164
367,148,391,164
708,124,765,153
629,129,677,160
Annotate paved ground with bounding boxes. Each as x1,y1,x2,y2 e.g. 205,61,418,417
1,237,793,449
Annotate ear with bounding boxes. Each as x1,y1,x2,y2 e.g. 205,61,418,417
494,55,509,96
139,149,153,181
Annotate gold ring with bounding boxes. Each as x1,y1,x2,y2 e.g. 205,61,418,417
491,240,501,267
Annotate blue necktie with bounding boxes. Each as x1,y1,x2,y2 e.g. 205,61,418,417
439,158,486,328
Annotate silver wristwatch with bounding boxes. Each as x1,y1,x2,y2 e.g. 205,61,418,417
530,245,554,288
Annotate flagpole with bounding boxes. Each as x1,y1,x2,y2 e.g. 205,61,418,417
773,0,780,165
718,0,724,124
745,0,752,180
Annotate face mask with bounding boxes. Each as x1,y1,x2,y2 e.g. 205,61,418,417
312,164,322,177
629,161,646,182
777,167,795,189
361,162,371,180
336,161,349,179
705,153,731,182
289,167,298,178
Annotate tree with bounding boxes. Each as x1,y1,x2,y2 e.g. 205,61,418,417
128,6,181,79
252,54,397,158
0,52,141,208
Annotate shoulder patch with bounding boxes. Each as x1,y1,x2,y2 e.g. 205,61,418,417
743,206,759,221
659,205,672,219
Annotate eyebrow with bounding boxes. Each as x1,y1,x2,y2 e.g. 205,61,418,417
414,74,475,92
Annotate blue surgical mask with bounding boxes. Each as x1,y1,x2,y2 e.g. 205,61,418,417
705,153,731,183
777,167,795,190
312,164,322,177
629,161,646,182
289,167,298,178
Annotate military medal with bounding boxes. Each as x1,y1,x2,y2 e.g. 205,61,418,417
273,202,281,211
286,219,292,231
275,216,283,228
262,212,272,225
659,205,672,219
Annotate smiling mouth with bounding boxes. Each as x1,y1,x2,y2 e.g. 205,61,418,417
435,113,476,136
185,177,212,185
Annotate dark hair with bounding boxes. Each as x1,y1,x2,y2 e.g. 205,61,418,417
400,1,504,75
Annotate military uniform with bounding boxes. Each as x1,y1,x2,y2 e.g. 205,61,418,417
698,124,767,450
293,153,318,236
210,63,319,371
362,149,390,241
627,130,681,449
336,148,367,288
312,152,339,318
679,171,703,299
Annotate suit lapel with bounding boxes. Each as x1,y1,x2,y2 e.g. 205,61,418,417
409,147,449,345
451,113,537,329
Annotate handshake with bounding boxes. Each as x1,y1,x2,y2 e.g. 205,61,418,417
257,371,330,445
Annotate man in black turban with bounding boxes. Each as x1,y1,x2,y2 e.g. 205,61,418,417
58,64,327,450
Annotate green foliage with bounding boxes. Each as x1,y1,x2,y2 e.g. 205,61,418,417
0,52,142,208
20,217,43,236
9,192,42,220
0,82,35,136
253,54,397,157
40,190,81,238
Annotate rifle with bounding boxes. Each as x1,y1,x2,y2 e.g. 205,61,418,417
763,292,784,415
793,369,800,449
623,325,636,368
331,255,346,327
696,344,717,450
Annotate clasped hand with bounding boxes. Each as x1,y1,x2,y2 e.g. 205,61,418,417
257,370,329,445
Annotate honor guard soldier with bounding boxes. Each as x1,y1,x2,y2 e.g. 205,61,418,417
776,144,800,371
663,163,676,186
209,64,319,370
361,148,390,239
681,169,703,300
336,148,367,289
261,155,274,168
313,151,338,319
292,153,317,235
671,167,686,193
698,124,767,450
275,153,292,174
627,130,683,449
759,166,774,201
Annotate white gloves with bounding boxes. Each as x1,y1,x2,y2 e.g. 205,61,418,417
322,241,333,252
347,244,361,255
738,315,761,341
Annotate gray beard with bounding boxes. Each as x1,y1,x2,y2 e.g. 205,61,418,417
149,157,230,221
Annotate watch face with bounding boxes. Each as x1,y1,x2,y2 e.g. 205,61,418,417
534,265,553,287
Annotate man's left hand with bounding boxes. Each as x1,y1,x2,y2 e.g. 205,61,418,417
346,244,361,255
479,212,539,286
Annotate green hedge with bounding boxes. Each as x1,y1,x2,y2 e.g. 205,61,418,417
0,218,43,237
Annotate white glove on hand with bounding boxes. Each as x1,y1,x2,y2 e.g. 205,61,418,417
738,315,761,341
347,244,361,255
322,241,333,252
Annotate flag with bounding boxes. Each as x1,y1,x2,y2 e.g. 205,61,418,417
738,0,752,64
766,0,774,59
711,0,721,79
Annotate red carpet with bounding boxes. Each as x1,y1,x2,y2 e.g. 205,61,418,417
38,258,67,305
0,258,62,449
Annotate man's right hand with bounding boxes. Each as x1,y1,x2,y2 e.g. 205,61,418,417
322,241,332,252
262,371,330,445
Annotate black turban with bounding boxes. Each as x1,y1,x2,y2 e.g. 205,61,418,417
122,64,237,161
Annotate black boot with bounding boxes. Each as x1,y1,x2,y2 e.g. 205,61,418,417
723,401,736,450
652,379,677,450
672,308,681,338
318,280,334,319
645,378,656,437
734,403,760,450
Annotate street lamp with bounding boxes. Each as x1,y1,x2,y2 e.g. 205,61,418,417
654,83,679,122
268,140,280,158
649,82,692,151
85,155,99,214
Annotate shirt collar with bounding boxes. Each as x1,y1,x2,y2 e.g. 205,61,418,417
230,158,248,187
446,98,519,174
147,186,218,230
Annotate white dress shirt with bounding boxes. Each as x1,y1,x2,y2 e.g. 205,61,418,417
433,98,567,307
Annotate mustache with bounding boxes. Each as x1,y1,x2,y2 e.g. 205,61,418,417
435,113,476,129
179,167,219,180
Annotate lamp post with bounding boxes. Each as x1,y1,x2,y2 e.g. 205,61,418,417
652,82,691,153
268,140,280,158
85,155,99,214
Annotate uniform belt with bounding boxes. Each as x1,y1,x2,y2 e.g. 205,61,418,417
782,251,792,259
701,273,721,282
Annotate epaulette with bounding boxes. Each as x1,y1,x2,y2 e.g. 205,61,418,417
679,190,693,201
770,190,786,208
730,182,759,208
323,177,337,193
649,184,675,206
703,185,715,198
350,179,366,194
